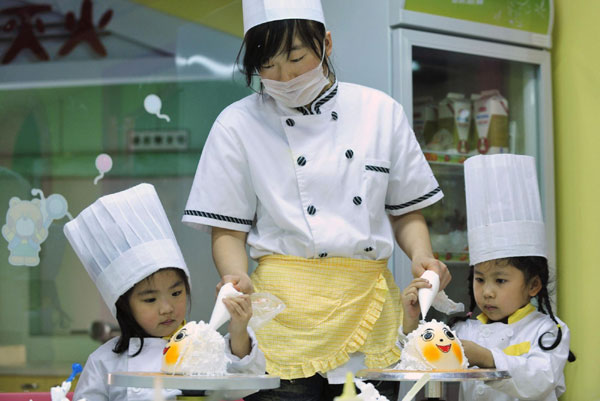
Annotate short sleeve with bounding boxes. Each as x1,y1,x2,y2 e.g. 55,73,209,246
183,119,257,232
386,103,443,215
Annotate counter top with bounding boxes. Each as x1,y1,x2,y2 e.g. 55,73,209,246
0,363,75,377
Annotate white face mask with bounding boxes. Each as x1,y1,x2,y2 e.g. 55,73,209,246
261,47,330,108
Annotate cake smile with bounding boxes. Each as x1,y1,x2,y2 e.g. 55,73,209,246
436,344,452,353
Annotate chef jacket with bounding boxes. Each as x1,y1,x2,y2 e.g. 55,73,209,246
183,81,443,260
454,304,570,401
73,330,266,401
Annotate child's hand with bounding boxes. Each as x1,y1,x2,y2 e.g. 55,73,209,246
460,339,495,368
223,295,252,358
224,294,252,331
401,277,431,334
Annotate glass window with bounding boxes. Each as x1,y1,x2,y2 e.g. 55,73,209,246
0,2,250,373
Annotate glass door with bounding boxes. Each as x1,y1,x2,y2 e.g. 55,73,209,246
391,28,555,317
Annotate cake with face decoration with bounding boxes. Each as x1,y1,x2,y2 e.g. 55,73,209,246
161,321,229,375
397,319,468,370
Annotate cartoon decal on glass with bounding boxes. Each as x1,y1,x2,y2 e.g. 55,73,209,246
2,188,72,267
94,153,113,185
144,94,171,122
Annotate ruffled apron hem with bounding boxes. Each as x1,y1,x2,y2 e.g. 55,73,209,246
261,273,400,379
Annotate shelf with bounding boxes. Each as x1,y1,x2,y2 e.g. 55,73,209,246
433,250,469,264
423,151,473,166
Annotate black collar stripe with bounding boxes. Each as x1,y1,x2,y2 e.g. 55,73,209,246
295,80,339,115
314,84,338,114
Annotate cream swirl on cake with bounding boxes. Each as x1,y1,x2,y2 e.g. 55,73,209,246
162,321,229,375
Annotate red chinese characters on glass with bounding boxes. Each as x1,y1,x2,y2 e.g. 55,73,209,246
1,0,113,65
59,0,113,57
1,4,52,64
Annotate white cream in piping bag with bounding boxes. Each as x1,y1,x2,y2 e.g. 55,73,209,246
208,282,243,330
418,270,440,320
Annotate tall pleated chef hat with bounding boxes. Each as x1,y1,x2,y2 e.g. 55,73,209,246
64,183,191,317
465,154,547,266
243,0,325,35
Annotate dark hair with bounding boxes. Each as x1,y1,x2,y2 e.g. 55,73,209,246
449,257,575,362
112,268,191,356
236,19,333,88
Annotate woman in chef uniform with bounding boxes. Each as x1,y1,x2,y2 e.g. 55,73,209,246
183,1,449,399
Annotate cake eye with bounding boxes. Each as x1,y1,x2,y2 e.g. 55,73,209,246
174,329,187,341
444,328,455,340
421,330,434,341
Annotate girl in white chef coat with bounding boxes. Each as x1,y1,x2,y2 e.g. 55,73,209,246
402,154,574,401
182,1,449,400
64,183,265,401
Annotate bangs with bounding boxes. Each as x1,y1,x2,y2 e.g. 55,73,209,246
237,19,326,86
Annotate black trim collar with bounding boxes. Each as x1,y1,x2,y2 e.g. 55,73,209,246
296,79,338,115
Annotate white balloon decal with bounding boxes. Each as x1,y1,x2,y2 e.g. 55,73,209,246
144,94,171,122
94,153,113,185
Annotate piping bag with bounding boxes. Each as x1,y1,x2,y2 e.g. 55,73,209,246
50,363,83,401
333,372,361,401
418,271,440,320
207,283,286,331
208,283,243,330
418,271,465,319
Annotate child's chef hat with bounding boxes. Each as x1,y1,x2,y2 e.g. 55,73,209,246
243,0,325,35
64,183,191,317
465,154,547,265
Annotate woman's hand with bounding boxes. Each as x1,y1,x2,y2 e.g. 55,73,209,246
389,211,452,290
216,273,254,296
401,277,431,334
411,254,451,291
224,294,252,358
461,339,495,368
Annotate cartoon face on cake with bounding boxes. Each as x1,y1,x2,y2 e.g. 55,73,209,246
162,321,229,375
397,320,468,371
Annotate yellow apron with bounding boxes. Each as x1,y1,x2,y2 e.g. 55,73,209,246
251,255,403,380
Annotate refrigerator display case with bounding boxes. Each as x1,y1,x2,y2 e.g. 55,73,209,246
388,1,556,317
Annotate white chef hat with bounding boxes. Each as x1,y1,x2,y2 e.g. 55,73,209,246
465,154,547,266
64,183,191,317
243,0,325,35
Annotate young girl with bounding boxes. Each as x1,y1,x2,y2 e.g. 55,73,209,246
401,154,573,401
64,183,265,401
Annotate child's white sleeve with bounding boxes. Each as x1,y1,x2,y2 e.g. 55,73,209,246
73,356,110,401
221,328,267,401
486,320,570,399
224,327,266,375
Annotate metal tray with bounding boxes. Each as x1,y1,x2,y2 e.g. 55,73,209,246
356,368,510,382
108,372,280,390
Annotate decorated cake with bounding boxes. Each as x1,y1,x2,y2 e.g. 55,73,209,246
161,321,229,375
397,319,468,371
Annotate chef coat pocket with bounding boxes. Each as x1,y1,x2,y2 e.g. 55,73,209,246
362,159,391,211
